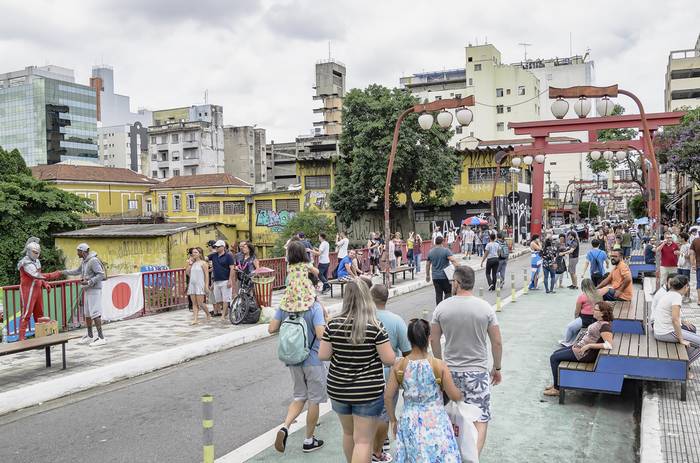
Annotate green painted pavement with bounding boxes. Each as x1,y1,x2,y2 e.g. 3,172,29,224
248,287,638,462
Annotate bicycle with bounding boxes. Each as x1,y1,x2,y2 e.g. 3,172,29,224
229,272,260,325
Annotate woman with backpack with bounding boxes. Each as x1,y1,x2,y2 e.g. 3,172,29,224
269,241,326,454
384,319,463,462
319,280,396,463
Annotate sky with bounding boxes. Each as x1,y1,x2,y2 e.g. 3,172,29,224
2,0,698,142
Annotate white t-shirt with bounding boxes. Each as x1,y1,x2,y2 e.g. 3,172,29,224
388,239,396,260
432,231,443,244
336,238,349,259
653,291,683,336
319,241,330,264
463,229,475,243
650,285,668,323
447,231,455,244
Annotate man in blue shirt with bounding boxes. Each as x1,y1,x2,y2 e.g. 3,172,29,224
581,238,609,287
337,249,358,280
207,240,235,317
370,284,411,461
426,236,460,304
269,301,327,453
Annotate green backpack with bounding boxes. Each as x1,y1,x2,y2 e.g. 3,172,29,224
277,312,311,365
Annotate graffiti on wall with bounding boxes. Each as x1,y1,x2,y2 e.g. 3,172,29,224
256,209,296,232
304,191,329,210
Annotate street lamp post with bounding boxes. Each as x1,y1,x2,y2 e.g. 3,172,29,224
383,95,475,287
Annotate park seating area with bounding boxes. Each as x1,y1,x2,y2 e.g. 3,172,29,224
558,289,688,404
0,332,81,371
382,265,415,286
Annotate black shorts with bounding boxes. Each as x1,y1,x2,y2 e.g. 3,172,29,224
371,256,380,265
394,250,402,258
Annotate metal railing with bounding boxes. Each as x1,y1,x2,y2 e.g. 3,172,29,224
142,268,188,313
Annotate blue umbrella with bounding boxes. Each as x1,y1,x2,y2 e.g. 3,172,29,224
462,216,486,226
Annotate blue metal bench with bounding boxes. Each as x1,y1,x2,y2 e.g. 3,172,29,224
611,292,646,335
558,332,688,404
630,263,655,279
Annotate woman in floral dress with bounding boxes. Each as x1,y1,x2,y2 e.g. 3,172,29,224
385,319,463,462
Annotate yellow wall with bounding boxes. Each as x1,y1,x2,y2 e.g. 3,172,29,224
153,107,189,125
298,160,335,217
55,224,237,275
54,182,152,217
252,191,303,254
150,185,251,222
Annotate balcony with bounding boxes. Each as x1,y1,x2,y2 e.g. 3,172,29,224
183,157,200,166
182,140,198,149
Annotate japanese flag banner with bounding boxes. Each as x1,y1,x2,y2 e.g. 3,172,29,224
100,273,144,321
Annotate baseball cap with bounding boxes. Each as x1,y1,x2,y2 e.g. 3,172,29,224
214,240,226,247
207,239,216,247
76,243,89,252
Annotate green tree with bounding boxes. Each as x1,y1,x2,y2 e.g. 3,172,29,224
330,85,460,229
271,210,337,257
0,147,90,285
579,201,599,218
657,107,700,185
628,192,671,219
586,104,638,174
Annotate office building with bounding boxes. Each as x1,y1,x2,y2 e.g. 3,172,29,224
0,65,98,166
99,122,148,171
223,126,267,187
265,140,298,188
313,60,345,136
665,35,700,111
148,104,224,179
90,66,152,126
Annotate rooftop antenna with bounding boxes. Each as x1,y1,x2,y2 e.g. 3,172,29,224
518,42,532,61
328,40,331,60
204,89,208,105
569,32,573,56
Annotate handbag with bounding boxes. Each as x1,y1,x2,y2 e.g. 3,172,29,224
445,401,481,463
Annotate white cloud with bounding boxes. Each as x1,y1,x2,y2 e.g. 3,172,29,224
0,0,698,142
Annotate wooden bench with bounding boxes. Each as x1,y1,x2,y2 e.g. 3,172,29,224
383,266,415,286
0,332,82,370
327,279,349,298
558,332,688,404
611,291,646,334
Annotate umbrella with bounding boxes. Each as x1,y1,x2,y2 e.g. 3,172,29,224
462,216,487,226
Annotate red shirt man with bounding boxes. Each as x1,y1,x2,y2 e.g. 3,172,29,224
658,238,679,267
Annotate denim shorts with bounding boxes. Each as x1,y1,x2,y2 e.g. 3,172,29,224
696,268,700,289
331,395,384,418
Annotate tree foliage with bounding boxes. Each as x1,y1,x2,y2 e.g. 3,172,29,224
0,147,89,285
330,85,460,228
628,192,671,219
271,210,337,257
656,107,700,185
586,104,638,174
579,201,599,218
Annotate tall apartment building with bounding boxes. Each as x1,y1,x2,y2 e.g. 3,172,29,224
665,35,700,111
147,105,224,179
90,66,152,127
265,140,298,188
99,122,148,171
223,126,267,186
0,65,98,166
313,60,346,136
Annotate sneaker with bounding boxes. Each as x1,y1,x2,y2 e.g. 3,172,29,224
372,451,393,462
275,427,288,453
558,339,573,347
77,335,94,345
382,438,390,453
90,337,107,347
302,437,324,453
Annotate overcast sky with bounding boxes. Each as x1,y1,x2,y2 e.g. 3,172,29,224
3,0,698,141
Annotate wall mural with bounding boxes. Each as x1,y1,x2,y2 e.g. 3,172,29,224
304,191,329,210
256,209,296,232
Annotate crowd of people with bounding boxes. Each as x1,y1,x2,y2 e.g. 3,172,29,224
266,232,502,462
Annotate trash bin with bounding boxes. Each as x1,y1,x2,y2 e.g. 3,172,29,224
252,267,275,308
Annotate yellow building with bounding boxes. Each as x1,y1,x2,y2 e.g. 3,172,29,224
55,223,234,274
297,155,335,215
31,164,157,219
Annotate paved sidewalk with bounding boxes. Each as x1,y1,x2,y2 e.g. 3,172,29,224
244,282,638,462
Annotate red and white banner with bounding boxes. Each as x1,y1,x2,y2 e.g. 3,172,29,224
100,273,144,321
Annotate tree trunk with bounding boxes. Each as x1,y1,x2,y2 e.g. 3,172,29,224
405,190,416,233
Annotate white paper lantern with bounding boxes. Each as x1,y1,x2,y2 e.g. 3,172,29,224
596,96,615,117
615,150,627,161
418,113,434,130
603,150,614,161
551,98,569,119
590,150,602,161
523,155,534,166
573,97,591,118
534,154,546,164
456,108,473,126
436,111,453,128
511,157,522,167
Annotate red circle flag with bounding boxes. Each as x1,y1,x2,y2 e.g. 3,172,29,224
112,282,132,310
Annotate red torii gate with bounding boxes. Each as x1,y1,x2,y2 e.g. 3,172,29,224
507,110,684,236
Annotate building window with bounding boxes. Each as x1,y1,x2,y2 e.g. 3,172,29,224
173,169,180,176
150,136,156,144
506,89,511,95
127,200,138,210
453,171,461,185
496,105,504,114
199,201,221,215
145,199,152,213
468,167,509,184
474,64,482,71
507,106,512,112
223,201,245,215
255,200,273,212
497,122,505,132
172,151,180,161
159,195,167,211
186,193,195,211
151,154,158,161
496,88,504,97
276,199,300,212
190,167,197,175
468,78,473,86
305,175,331,189
171,133,179,143
455,126,463,134
173,194,181,211
518,85,526,95
158,135,167,144
455,93,462,99
151,170,158,178
435,96,442,101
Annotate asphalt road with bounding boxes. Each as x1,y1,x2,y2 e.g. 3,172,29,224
0,252,539,463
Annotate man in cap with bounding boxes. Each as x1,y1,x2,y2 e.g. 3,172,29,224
208,240,235,317
17,237,63,340
61,243,107,346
